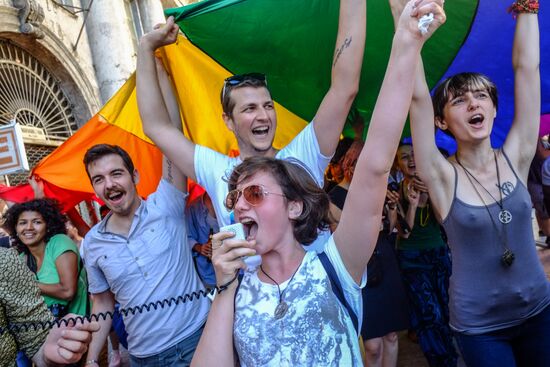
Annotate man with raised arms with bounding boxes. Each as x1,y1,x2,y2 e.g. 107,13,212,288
136,0,366,253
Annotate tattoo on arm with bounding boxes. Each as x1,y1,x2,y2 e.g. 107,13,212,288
166,159,174,183
333,36,352,67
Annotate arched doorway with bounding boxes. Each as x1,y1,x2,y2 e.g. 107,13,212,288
0,39,78,184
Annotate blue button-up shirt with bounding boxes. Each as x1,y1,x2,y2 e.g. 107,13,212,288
83,179,210,357
186,195,218,286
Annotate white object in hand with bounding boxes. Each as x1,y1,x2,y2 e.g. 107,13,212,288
220,223,246,241
418,13,434,35
220,223,260,270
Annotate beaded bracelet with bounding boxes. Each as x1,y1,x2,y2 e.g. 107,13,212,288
508,0,539,17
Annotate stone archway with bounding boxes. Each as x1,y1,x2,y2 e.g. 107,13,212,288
0,38,86,185
0,39,78,140
0,2,98,184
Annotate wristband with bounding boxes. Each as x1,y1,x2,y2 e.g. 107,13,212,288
508,0,539,17
216,272,239,294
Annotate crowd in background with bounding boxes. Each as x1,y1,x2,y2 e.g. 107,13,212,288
3,130,550,366
0,0,545,366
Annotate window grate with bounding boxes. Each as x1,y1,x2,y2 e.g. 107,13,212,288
0,40,78,187
7,144,55,186
0,40,78,142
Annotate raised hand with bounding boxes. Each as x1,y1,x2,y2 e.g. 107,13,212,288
389,0,410,27
28,175,45,199
140,16,179,51
395,0,446,42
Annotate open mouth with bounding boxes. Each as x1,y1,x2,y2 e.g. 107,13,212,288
106,190,124,204
251,126,269,136
240,218,258,240
468,114,484,127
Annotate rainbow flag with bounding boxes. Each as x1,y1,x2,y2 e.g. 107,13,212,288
26,38,305,209
166,0,548,151
4,0,543,209
166,0,478,138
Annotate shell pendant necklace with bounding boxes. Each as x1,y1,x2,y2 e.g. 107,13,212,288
260,263,301,319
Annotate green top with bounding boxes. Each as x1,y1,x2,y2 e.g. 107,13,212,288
22,234,88,316
0,247,52,366
397,190,446,252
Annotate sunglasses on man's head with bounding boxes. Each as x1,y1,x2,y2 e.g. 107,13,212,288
225,184,285,211
222,73,267,101
224,73,267,86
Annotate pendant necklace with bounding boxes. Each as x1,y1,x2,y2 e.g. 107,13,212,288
456,151,512,224
260,263,301,319
419,203,430,227
456,150,515,267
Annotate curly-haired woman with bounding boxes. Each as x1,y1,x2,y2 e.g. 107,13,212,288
3,198,88,318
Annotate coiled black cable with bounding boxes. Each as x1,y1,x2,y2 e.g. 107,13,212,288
1,274,238,335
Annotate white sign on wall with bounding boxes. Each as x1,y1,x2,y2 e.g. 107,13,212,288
0,122,30,176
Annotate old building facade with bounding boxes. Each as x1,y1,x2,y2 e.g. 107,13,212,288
0,0,195,185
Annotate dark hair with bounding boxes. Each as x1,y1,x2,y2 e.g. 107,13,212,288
432,72,498,122
398,140,412,148
3,198,67,271
221,78,271,117
227,156,330,245
331,137,355,165
83,144,135,181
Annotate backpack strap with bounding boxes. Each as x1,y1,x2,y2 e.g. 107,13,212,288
318,252,359,334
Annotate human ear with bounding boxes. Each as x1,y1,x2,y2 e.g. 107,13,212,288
435,116,448,132
223,112,235,132
288,200,303,220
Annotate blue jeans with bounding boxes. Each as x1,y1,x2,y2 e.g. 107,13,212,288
454,304,550,367
129,324,204,367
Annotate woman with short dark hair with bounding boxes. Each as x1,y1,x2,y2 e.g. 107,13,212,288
409,1,549,364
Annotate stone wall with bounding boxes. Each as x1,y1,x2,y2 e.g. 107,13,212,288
0,0,101,126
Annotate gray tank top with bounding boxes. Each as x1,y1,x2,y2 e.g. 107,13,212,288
442,150,550,334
